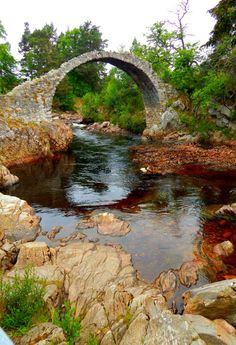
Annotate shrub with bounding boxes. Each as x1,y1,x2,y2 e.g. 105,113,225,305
0,268,45,333
53,301,81,345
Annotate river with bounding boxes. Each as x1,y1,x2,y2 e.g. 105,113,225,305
7,128,236,282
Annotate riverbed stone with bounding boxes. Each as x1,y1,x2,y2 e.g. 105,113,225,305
213,241,234,257
0,193,41,241
183,279,236,326
19,322,66,345
0,165,19,188
77,212,131,236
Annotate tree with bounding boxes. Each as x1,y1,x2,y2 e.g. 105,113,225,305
207,0,236,48
0,21,18,94
19,23,59,79
56,21,107,98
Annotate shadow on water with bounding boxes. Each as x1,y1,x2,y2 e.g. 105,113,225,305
6,129,236,282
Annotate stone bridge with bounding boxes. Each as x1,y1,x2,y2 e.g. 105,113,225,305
0,51,174,127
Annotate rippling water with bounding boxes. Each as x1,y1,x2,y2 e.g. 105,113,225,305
7,129,236,281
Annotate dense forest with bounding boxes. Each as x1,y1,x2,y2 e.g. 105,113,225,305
0,0,235,135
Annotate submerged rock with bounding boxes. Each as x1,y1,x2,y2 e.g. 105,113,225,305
78,212,131,236
0,193,41,241
213,241,234,257
0,165,19,188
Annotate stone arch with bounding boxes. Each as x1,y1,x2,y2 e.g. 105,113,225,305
0,51,167,127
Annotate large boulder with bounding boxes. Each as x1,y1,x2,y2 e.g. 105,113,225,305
183,279,236,326
0,193,41,241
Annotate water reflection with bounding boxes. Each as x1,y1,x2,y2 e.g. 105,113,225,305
7,129,236,281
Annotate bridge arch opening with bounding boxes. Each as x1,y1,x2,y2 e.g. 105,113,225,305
53,60,146,131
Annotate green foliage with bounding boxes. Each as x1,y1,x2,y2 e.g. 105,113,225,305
192,71,230,111
55,21,107,104
53,301,81,345
19,23,59,78
53,76,76,111
86,334,99,345
207,0,236,48
81,68,146,133
0,21,18,94
81,92,106,123
0,268,46,332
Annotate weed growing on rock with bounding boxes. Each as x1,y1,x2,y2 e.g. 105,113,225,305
53,301,81,345
0,268,46,334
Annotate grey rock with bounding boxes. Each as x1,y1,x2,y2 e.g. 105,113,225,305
183,279,236,326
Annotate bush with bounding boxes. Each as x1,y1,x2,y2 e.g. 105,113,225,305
0,268,46,333
53,301,81,345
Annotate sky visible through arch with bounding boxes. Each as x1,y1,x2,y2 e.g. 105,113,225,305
1,0,219,59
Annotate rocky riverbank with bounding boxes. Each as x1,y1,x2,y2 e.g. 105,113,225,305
131,142,236,175
0,115,73,168
0,192,236,344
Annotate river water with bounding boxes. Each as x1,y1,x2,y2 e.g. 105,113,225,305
7,128,236,282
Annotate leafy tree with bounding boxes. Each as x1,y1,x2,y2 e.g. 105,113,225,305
56,21,107,99
0,21,18,94
207,0,236,48
19,23,59,78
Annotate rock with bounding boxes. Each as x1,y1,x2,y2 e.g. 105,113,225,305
213,241,234,257
0,228,5,241
78,212,131,236
172,99,186,111
47,226,63,240
160,107,179,130
0,117,72,167
178,260,201,288
0,193,41,241
153,269,179,300
19,322,66,344
216,203,236,216
119,313,149,345
0,165,19,188
16,242,51,267
183,314,236,345
143,302,205,345
213,319,236,336
183,279,236,326
219,105,232,118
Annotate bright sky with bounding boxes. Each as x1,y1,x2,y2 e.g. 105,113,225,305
1,0,219,59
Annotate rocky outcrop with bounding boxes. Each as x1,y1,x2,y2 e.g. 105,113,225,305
0,165,19,188
183,279,236,326
5,239,235,344
77,212,131,236
0,192,41,241
0,116,73,167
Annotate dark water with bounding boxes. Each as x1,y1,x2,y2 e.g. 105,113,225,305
7,129,236,282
